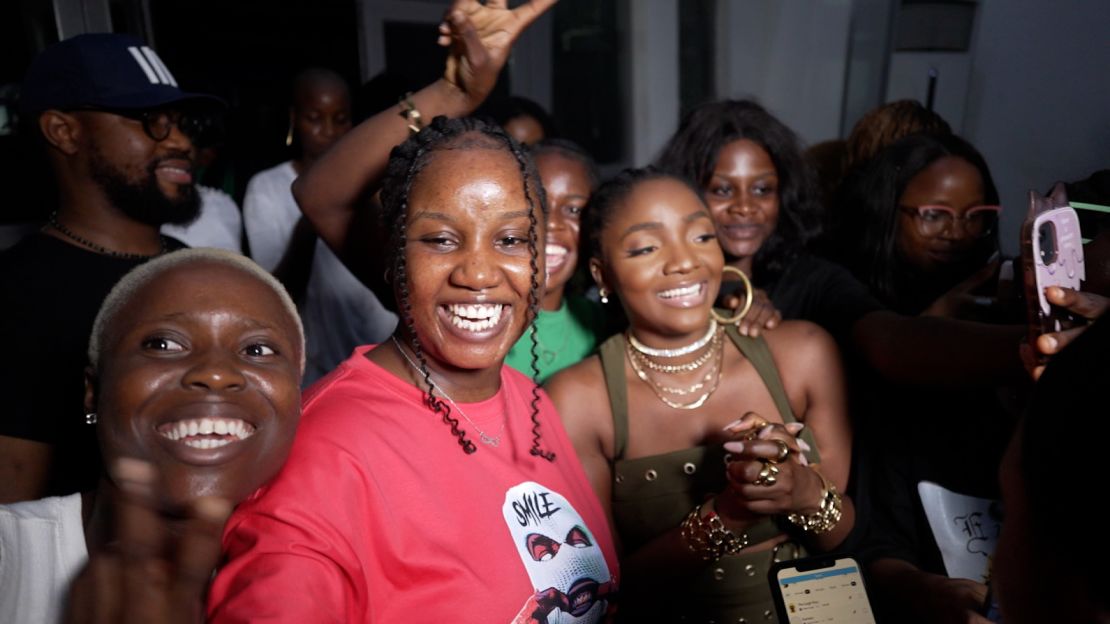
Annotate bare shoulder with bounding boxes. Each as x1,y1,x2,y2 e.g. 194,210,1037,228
760,319,840,366
544,355,614,455
756,320,847,428
545,354,611,423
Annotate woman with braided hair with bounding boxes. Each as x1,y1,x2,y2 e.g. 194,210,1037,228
206,4,617,622
210,117,616,624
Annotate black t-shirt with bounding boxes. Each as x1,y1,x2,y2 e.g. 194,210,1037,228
860,389,1015,570
0,232,183,496
858,384,1017,624
722,253,883,342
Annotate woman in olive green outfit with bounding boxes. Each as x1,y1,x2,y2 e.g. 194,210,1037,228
547,168,854,622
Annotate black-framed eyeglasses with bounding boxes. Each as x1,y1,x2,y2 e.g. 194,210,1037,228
899,204,1002,239
107,108,213,142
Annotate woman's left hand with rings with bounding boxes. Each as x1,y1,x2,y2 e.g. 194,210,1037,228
721,436,821,517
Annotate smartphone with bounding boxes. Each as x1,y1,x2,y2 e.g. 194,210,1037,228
769,556,876,624
1020,183,1086,351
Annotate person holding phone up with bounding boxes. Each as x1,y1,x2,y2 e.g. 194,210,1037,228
830,133,1022,624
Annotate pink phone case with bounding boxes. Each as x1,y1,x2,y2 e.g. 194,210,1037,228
1021,184,1086,339
1030,207,1085,323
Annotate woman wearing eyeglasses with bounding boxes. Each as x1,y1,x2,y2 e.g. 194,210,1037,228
655,101,1030,391
833,133,1024,623
835,132,1003,316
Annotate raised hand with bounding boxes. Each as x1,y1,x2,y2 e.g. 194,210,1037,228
63,459,230,624
438,0,558,108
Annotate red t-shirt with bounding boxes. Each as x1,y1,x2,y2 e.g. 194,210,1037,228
207,346,619,623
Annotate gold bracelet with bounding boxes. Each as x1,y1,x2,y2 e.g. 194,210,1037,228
680,501,750,562
786,471,843,535
398,92,424,134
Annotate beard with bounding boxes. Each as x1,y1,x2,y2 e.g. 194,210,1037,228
88,145,201,226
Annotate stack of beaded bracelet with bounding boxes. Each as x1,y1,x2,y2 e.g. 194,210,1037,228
786,471,843,534
680,502,750,562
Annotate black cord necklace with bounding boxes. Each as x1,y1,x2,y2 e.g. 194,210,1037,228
48,212,167,260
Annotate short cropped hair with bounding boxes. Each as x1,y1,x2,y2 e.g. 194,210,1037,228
88,248,305,373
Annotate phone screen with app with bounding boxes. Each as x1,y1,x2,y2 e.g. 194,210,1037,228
772,557,876,624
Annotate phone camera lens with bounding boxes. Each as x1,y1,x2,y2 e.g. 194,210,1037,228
1038,221,1058,265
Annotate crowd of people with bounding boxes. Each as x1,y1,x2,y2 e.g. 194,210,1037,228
1,1,1107,623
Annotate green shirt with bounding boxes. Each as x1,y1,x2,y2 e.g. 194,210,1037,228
505,295,605,383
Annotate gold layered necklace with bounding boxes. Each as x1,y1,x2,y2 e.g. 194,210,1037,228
626,323,725,410
628,329,721,373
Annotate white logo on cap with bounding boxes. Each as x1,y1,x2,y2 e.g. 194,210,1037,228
126,46,178,87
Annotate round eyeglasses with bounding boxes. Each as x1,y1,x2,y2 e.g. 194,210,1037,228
112,109,212,142
899,204,1001,239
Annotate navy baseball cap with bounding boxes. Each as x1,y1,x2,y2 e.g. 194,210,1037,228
20,33,224,114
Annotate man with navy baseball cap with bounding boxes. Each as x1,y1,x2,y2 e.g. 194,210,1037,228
0,33,223,502
19,33,223,114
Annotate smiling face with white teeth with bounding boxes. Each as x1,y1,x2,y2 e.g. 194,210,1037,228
592,175,724,349
89,261,302,507
536,151,591,311
398,144,542,378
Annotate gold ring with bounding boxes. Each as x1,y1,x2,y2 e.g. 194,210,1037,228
769,439,791,464
740,418,768,441
711,265,755,325
746,413,769,433
753,462,780,487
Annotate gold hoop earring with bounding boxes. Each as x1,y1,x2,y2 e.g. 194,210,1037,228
285,124,294,147
710,265,754,325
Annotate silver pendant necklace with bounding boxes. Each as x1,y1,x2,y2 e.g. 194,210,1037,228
391,336,504,447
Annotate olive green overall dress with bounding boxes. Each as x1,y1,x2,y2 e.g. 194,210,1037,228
599,325,821,623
